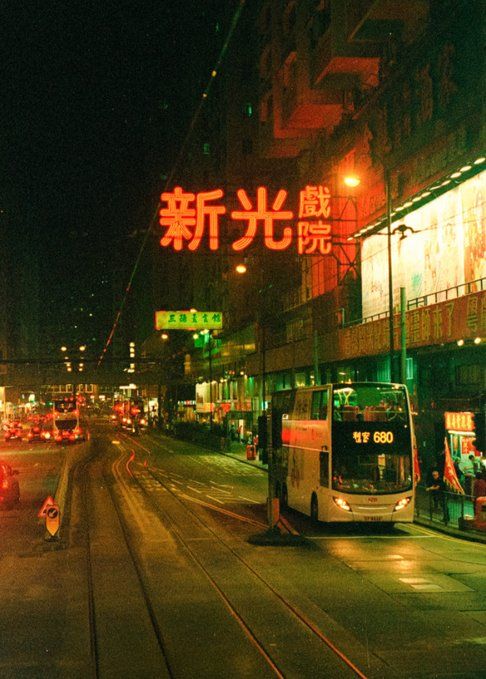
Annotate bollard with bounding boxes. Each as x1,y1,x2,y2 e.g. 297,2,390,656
246,444,256,460
474,496,486,531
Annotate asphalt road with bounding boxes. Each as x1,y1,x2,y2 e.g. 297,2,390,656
0,424,484,678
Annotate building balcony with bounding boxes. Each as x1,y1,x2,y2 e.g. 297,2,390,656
345,0,429,44
311,28,380,86
281,83,343,130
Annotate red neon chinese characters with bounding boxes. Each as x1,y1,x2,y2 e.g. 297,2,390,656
230,187,293,251
299,184,331,218
297,184,332,254
159,186,226,251
159,186,195,251
297,221,332,255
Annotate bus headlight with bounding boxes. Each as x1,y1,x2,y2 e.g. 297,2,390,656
333,496,351,512
394,497,411,512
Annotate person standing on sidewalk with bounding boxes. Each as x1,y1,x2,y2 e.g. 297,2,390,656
461,454,477,495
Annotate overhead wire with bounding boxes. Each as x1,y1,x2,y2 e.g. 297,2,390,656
97,0,247,368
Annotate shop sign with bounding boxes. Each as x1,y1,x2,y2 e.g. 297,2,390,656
338,291,485,360
445,411,474,432
155,310,223,331
158,185,333,255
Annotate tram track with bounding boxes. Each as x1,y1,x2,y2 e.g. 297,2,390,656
77,441,174,678
120,433,370,679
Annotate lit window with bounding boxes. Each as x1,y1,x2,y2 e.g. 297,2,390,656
244,102,253,117
203,142,210,155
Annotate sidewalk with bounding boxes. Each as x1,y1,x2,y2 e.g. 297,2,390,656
217,441,486,544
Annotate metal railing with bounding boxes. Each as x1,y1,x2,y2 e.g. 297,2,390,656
343,277,485,328
415,484,477,529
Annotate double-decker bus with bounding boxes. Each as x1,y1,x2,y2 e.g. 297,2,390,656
53,394,86,443
271,382,415,523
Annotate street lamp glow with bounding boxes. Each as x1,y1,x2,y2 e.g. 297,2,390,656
193,333,199,340
343,174,361,188
235,263,247,274
474,337,482,345
79,345,86,352
60,346,67,352
161,333,169,341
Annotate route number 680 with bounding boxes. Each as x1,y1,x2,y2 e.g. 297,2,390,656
373,431,394,444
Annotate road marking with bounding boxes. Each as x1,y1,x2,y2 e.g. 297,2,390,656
309,534,437,540
187,486,203,494
206,494,224,504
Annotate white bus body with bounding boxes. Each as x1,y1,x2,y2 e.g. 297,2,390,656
272,383,415,523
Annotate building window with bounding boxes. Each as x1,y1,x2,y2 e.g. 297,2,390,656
244,102,253,117
202,143,210,155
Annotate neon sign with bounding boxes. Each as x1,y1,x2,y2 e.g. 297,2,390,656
158,185,333,254
444,411,474,432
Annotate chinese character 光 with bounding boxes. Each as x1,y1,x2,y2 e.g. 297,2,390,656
231,187,293,251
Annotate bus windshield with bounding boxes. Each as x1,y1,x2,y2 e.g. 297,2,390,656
332,383,408,422
332,384,412,494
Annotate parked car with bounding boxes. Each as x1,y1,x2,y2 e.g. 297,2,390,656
5,422,23,441
0,462,20,509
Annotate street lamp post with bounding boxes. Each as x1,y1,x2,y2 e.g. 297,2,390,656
345,166,397,382
208,331,213,432
385,169,396,382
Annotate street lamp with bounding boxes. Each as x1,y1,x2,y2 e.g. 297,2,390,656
236,261,277,528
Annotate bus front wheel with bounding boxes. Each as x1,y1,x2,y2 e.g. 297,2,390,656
310,494,319,523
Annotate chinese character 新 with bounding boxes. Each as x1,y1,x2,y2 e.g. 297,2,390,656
159,186,225,251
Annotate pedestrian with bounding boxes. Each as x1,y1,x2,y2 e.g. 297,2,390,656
460,454,477,495
425,469,449,522
425,469,443,510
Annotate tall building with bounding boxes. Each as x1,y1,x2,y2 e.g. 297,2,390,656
154,0,484,471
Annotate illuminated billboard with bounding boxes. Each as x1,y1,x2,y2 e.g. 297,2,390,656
362,171,485,318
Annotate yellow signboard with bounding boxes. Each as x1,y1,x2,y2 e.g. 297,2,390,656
155,310,223,331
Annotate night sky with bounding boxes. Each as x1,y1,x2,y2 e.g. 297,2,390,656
2,1,226,347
